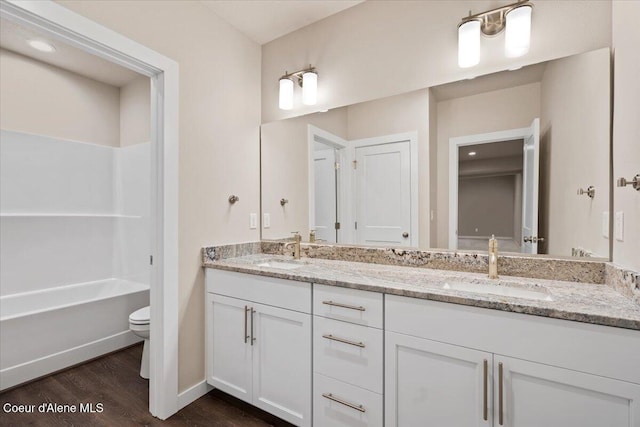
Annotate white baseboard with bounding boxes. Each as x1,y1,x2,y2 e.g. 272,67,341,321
0,330,141,391
177,380,214,411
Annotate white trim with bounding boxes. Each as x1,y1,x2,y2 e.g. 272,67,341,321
0,332,141,391
177,380,214,411
307,125,348,243
351,132,419,247
0,1,180,420
448,127,530,250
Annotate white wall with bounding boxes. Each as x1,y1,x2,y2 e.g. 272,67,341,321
435,83,541,248
120,76,150,147
0,48,120,147
57,0,262,391
612,1,640,271
539,48,610,258
262,1,611,123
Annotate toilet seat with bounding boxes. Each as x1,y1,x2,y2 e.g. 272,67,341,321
129,306,150,325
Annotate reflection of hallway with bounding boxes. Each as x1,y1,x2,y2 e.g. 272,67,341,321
458,237,521,253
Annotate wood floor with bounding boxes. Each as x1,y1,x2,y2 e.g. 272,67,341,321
0,344,295,427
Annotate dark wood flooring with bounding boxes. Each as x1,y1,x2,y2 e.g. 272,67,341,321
0,344,295,427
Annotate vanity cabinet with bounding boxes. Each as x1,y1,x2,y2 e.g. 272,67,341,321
385,295,640,427
206,270,312,427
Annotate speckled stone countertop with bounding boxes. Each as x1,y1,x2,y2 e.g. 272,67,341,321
204,253,640,331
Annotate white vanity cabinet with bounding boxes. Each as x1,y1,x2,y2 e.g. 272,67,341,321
385,295,640,427
206,269,312,427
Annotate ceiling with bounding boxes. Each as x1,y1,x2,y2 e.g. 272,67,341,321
460,140,524,161
0,18,143,87
200,0,364,45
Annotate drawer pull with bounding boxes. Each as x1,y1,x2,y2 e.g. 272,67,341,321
322,393,366,413
322,334,366,348
244,305,250,344
498,362,504,425
483,359,488,421
322,300,366,311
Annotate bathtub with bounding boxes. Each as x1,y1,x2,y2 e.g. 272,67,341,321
0,278,149,390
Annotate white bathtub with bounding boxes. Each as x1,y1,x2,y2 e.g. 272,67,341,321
0,278,149,390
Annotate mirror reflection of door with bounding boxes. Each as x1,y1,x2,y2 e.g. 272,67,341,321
314,144,338,243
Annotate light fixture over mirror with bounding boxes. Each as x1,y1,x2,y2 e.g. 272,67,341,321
278,65,318,110
458,1,533,68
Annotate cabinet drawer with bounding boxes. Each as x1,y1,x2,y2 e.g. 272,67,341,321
206,269,311,313
314,373,383,427
313,284,383,328
314,316,383,393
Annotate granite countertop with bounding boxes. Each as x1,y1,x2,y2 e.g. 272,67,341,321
204,253,640,331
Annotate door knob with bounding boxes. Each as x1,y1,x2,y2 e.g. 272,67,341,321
524,236,545,243
402,232,409,238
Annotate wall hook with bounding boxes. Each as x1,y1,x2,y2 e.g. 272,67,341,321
228,195,239,204
577,186,595,199
617,174,640,191
280,198,289,206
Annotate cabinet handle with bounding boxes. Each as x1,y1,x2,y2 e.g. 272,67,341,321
322,393,366,413
322,300,366,311
244,306,250,344
250,308,256,345
322,334,366,348
498,362,504,426
483,359,488,421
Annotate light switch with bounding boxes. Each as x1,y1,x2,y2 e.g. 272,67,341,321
263,213,271,229
615,211,624,241
602,211,609,239
249,213,257,229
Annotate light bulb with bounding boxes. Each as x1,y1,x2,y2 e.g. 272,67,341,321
302,71,318,106
505,5,532,58
458,20,481,68
279,77,293,110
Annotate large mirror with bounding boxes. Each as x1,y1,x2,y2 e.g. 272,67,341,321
261,48,611,259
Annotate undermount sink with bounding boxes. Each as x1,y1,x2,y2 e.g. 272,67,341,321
442,281,553,302
256,260,305,270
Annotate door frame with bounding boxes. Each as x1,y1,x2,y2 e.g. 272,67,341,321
0,0,180,419
351,132,419,248
448,127,530,250
308,125,348,243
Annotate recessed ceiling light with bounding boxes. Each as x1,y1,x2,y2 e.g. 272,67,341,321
319,109,329,113
27,39,56,53
468,151,477,156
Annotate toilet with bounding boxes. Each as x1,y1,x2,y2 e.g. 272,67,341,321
129,306,150,379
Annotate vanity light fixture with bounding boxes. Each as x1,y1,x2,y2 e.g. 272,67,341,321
278,65,318,110
458,0,533,68
27,39,56,53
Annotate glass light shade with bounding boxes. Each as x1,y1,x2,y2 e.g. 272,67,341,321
458,20,481,68
505,5,532,58
302,71,318,105
279,77,294,110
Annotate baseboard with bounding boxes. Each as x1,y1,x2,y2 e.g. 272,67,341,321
177,380,214,411
0,330,141,391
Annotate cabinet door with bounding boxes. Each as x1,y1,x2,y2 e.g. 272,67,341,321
207,294,253,402
495,355,640,427
252,303,312,427
385,331,492,427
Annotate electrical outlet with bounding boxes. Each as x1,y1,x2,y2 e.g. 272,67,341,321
602,211,609,239
249,213,257,229
615,211,624,242
263,213,271,229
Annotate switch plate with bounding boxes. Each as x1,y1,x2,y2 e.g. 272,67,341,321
263,213,271,229
615,211,624,241
249,213,257,229
602,211,609,239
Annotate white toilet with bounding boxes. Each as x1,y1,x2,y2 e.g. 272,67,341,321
129,306,150,379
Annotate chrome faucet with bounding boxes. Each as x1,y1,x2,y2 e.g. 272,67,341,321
309,230,316,243
291,232,301,260
488,235,499,279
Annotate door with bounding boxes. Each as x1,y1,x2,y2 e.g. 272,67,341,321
252,302,312,427
207,294,253,402
314,147,338,243
521,118,540,254
355,140,411,246
385,331,493,427
495,355,640,427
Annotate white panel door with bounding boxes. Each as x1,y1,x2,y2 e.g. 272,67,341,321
252,302,312,427
521,118,540,254
495,355,640,427
314,148,337,243
385,331,493,427
207,294,253,402
355,141,411,246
